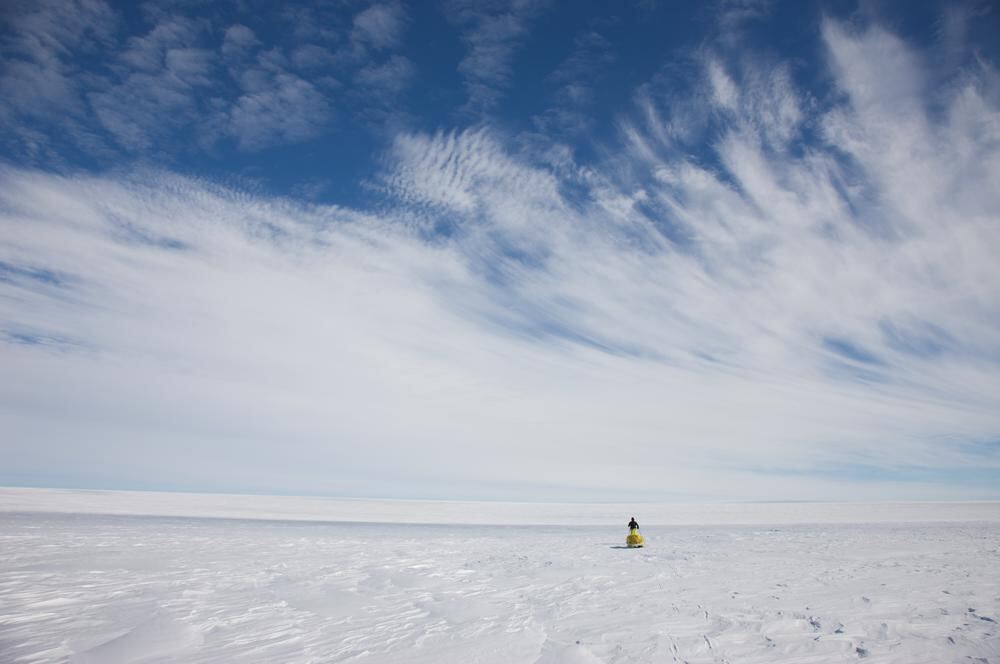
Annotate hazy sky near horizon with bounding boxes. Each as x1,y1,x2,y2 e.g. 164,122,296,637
2,0,999,501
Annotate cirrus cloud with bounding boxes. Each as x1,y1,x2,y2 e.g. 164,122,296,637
1,14,999,500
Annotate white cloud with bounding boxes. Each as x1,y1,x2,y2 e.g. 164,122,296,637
291,44,338,70
445,0,551,113
215,22,354,151
221,24,258,62
707,58,738,110
702,54,802,148
533,30,616,136
716,0,773,41
227,73,332,150
2,18,999,500
349,53,416,130
1,3,405,157
354,54,415,95
351,2,407,51
87,17,214,152
0,0,117,156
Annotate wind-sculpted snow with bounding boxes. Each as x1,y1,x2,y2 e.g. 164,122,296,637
1,512,998,663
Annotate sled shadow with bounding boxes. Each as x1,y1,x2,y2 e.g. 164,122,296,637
608,545,633,549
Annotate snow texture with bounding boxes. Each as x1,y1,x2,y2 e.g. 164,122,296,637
4,488,1000,525
1,490,999,663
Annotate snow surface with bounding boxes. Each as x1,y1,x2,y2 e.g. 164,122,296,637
4,488,1000,525
1,490,999,663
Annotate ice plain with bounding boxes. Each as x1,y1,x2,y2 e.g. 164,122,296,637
1,489,999,663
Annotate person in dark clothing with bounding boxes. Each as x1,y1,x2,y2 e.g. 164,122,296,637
626,516,644,547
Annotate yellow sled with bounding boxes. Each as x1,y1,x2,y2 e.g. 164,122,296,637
626,528,644,548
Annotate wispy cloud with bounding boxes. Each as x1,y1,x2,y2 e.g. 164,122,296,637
227,73,332,151
532,30,616,136
350,53,416,130
354,54,415,105
0,0,118,160
88,16,215,151
216,42,337,151
0,1,417,160
444,0,550,114
220,24,258,62
351,1,407,51
2,15,999,499
0,0,117,113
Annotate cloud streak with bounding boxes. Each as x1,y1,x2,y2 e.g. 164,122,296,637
1,16,999,500
444,0,550,114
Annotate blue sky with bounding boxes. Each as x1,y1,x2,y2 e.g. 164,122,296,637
2,0,999,501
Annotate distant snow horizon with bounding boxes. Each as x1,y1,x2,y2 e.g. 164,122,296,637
3,487,999,527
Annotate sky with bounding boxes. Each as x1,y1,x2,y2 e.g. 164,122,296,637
1,0,999,502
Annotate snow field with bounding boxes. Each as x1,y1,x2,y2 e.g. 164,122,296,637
1,513,998,663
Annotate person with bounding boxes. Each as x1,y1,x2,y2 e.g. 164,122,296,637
626,516,644,547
